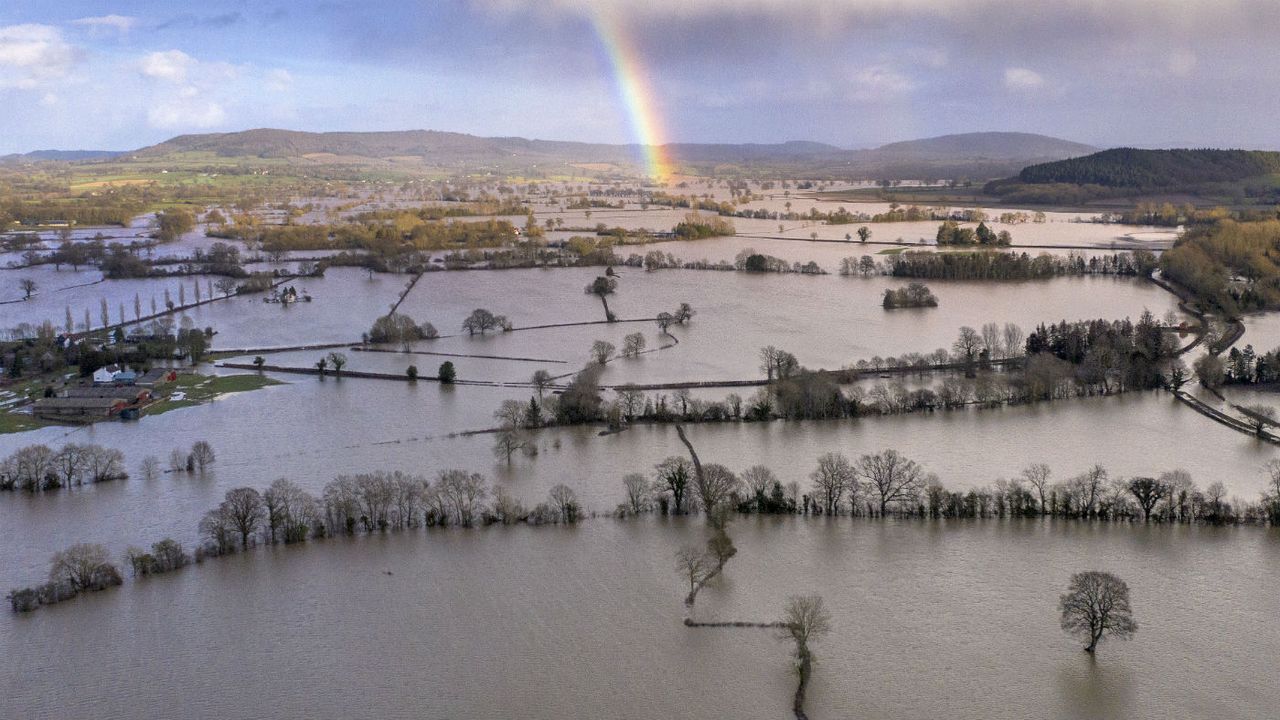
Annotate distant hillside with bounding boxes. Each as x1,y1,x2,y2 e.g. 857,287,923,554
875,132,1096,160
112,128,1093,181
1,149,119,163
1016,148,1280,188
131,129,839,166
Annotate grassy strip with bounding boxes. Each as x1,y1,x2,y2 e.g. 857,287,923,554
143,373,283,416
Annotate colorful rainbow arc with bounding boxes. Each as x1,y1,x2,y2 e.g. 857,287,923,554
590,10,674,181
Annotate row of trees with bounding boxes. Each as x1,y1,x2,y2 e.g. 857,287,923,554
620,451,1280,525
838,249,1159,281
199,471,583,557
0,443,126,491
936,220,1013,246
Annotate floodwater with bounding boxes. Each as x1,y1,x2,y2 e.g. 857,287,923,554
2,382,1277,589
2,208,1277,720
2,516,1276,720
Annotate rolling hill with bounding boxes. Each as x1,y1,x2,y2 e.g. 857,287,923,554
27,128,1098,181
873,132,1096,160
1014,148,1280,188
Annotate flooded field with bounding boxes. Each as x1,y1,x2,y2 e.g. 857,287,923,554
3,516,1276,720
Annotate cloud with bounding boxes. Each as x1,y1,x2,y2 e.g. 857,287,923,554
148,96,227,129
0,24,80,89
265,68,293,91
140,50,196,83
72,15,137,35
137,50,243,130
849,65,915,100
1003,67,1044,90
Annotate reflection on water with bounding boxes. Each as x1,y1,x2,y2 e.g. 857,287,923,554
1,517,1275,720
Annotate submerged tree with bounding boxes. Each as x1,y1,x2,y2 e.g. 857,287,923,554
778,595,833,720
675,546,709,601
1059,571,1138,654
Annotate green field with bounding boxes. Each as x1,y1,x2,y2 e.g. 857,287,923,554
144,373,283,416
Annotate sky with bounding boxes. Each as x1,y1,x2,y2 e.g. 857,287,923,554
2,0,1280,153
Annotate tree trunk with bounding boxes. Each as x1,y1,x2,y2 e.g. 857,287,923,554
1086,629,1100,653
793,649,812,720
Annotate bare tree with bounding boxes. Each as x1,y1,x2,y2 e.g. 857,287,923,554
1059,571,1138,653
675,546,710,602
654,456,692,514
616,385,645,421
222,487,266,550
437,469,488,526
327,351,348,377
492,428,528,464
1240,404,1277,436
19,278,37,300
857,449,924,515
494,399,526,429
953,326,982,366
621,332,646,358
1127,477,1167,521
139,455,161,481
981,322,1001,358
674,424,737,523
590,339,615,365
214,277,238,297
1070,465,1107,517
742,465,778,508
777,595,833,720
760,346,780,381
199,506,236,555
1021,463,1052,514
190,440,215,473
810,452,855,515
696,463,741,520
547,483,579,522
48,543,111,591
622,472,650,514
531,369,553,399
1002,323,1025,358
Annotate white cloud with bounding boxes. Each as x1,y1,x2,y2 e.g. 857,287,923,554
148,97,227,129
1003,67,1044,90
72,15,137,35
849,65,915,99
0,24,79,89
265,68,293,91
140,50,196,83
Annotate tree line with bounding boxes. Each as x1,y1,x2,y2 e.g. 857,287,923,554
7,470,586,613
838,249,1159,282
0,443,126,491
617,449,1280,526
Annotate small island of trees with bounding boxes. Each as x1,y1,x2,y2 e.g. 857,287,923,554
882,282,939,309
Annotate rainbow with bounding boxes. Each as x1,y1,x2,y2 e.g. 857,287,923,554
589,9,674,180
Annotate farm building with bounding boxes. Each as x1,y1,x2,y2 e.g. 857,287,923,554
33,397,126,420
